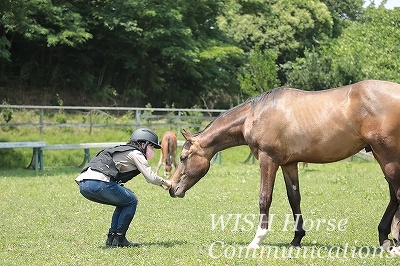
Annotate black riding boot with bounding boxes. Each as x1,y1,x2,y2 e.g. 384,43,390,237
111,233,140,247
106,232,115,247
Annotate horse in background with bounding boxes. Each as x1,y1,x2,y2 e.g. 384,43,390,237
156,131,178,177
300,162,308,169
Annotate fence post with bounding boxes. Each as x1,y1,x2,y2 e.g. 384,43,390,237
136,110,141,128
39,109,44,135
177,110,181,134
89,109,93,135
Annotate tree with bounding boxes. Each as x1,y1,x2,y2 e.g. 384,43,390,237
238,46,280,98
0,0,91,46
0,0,245,108
217,0,333,63
282,49,336,90
0,0,92,85
331,6,400,83
321,0,364,20
284,7,400,90
321,0,364,37
2,0,393,109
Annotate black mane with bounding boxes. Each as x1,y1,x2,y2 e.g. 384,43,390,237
193,88,283,136
249,87,285,107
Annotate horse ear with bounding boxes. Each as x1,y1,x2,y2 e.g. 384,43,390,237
181,129,193,142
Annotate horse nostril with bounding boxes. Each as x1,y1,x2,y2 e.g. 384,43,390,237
168,188,175,197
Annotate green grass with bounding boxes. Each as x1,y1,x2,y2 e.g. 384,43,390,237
0,155,398,265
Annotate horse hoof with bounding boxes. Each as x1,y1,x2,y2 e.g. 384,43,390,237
390,246,400,257
247,243,260,250
381,239,394,251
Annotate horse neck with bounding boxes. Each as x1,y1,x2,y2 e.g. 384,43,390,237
197,103,250,159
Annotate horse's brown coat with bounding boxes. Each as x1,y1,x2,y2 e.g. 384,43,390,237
169,80,400,251
156,131,177,177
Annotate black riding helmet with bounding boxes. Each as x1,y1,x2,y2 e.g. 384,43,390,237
130,128,161,149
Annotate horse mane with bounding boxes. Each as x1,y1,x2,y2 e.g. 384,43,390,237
193,87,283,137
250,87,284,107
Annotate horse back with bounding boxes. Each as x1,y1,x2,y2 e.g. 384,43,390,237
244,80,400,164
161,131,178,158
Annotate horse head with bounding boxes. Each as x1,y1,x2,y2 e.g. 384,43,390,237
169,130,211,198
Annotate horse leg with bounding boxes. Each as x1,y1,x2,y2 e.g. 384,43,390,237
281,162,305,247
384,184,400,257
378,183,399,251
372,150,400,254
392,207,400,245
248,152,279,250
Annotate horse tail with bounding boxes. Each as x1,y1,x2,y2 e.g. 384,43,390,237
166,136,172,166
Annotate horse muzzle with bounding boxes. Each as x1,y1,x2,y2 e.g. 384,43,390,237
169,185,186,198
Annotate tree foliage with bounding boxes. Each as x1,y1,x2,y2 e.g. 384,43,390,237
0,0,397,108
238,46,279,98
217,0,333,63
1,0,246,108
284,7,400,90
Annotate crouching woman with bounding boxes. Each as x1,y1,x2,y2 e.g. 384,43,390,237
75,128,171,247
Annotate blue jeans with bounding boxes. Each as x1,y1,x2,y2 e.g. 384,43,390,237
79,179,138,234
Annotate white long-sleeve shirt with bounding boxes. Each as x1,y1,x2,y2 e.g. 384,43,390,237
75,149,166,186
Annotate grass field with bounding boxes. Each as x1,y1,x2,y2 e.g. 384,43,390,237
0,151,398,265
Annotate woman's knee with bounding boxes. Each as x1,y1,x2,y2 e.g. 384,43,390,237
124,189,138,206
128,194,138,206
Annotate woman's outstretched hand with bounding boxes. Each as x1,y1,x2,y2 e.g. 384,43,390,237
162,180,172,190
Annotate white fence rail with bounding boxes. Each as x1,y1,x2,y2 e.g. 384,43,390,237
0,105,227,134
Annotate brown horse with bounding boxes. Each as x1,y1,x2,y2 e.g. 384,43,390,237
169,80,400,255
156,131,178,177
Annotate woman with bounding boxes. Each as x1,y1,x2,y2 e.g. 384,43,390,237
75,128,172,247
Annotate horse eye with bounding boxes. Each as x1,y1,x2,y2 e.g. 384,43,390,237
180,155,187,162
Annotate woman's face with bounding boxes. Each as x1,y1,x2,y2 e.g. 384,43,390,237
145,144,155,160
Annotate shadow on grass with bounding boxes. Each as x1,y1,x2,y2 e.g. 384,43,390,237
100,240,188,249
140,240,188,247
300,168,318,173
